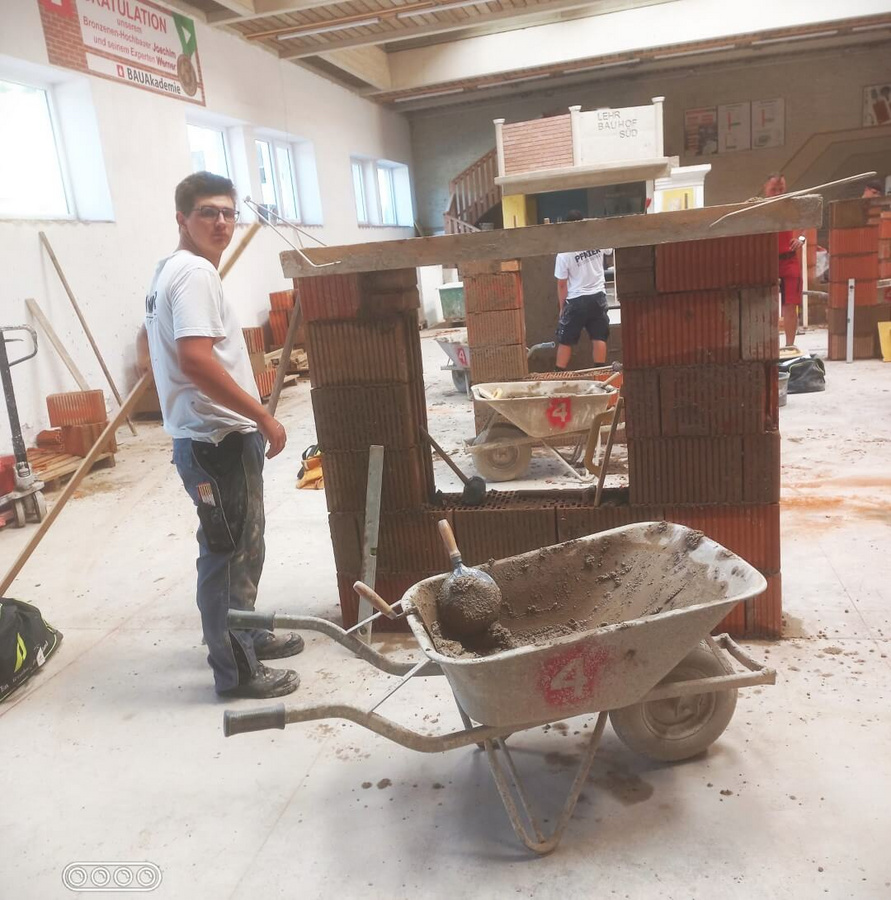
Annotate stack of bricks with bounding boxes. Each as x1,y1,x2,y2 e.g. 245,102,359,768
45,390,117,458
826,198,890,360
268,289,304,350
243,325,275,400
460,260,529,434
615,235,782,637
297,269,440,630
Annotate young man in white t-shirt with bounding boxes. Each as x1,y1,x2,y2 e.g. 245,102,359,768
553,210,613,370
138,172,302,700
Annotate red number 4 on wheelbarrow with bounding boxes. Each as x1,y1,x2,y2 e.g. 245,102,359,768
545,397,573,429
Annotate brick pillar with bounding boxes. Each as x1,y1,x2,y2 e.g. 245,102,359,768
826,198,889,360
297,269,444,629
616,234,782,638
459,259,528,434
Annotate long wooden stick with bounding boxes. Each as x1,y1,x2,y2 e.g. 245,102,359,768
267,296,303,416
0,373,152,595
25,298,89,391
219,222,260,280
38,231,138,436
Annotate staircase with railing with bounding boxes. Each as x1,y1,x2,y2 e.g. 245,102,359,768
444,148,500,234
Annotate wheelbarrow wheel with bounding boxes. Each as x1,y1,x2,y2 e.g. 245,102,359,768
451,369,469,394
472,424,531,482
609,645,738,762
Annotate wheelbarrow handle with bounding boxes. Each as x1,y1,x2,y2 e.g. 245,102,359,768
223,704,286,737
227,610,276,631
353,581,398,619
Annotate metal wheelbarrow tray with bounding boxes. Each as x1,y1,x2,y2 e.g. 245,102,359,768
223,523,776,855
470,379,617,481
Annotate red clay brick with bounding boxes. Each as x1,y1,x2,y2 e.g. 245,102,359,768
466,309,526,347
828,227,879,256
469,344,527,382
463,272,524,313
46,390,106,427
311,383,420,451
828,279,878,307
620,291,741,368
829,253,879,282
655,235,777,292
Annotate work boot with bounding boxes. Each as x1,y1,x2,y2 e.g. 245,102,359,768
253,631,305,660
219,664,299,699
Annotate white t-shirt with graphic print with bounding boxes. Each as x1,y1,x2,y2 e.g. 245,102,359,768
145,249,259,444
554,248,613,299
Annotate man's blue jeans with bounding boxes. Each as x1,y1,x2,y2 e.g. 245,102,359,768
173,431,267,693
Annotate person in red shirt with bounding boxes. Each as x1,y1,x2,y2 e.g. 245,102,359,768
763,173,804,349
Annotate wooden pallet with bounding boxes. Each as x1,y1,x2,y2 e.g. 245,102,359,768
27,447,115,491
265,347,309,376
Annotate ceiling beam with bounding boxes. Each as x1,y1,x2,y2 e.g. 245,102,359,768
278,0,608,59
316,45,392,90
208,0,336,24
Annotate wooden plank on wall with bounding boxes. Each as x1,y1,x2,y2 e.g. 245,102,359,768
281,195,823,278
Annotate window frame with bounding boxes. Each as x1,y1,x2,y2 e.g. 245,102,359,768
0,76,75,221
376,163,398,227
255,135,304,224
187,122,231,180
352,158,369,225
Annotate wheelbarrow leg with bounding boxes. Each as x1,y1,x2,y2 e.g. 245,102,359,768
484,711,608,855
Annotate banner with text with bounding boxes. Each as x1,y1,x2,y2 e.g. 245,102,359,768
37,0,205,106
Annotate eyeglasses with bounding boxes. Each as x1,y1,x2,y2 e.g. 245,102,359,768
192,206,239,222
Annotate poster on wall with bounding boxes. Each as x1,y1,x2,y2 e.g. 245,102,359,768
863,84,891,127
684,107,718,156
36,0,205,106
751,98,785,149
718,102,751,152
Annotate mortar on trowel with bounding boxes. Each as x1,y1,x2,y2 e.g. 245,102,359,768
436,519,515,651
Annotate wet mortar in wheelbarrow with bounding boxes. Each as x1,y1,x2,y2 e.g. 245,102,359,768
404,522,766,728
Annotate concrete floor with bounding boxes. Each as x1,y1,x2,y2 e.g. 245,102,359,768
2,329,890,899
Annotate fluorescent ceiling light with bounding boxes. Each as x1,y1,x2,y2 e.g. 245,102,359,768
852,22,891,32
276,17,381,40
397,0,491,19
752,30,838,46
568,57,641,73
653,45,737,60
394,87,465,101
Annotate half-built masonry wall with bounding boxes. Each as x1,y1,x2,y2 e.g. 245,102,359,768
296,228,789,639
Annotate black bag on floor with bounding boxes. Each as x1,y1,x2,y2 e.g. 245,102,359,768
0,598,63,702
779,355,826,394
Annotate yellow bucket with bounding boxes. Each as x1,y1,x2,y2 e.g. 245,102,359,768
879,321,891,363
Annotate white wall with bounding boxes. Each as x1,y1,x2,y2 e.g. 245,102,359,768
409,44,891,230
0,0,414,453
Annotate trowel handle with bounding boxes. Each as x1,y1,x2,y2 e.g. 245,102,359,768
437,518,463,568
353,581,398,619
601,370,622,387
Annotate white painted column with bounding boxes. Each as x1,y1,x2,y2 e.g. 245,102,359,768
493,118,506,177
652,96,665,158
569,105,582,166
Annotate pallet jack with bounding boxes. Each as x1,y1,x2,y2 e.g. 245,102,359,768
0,326,47,528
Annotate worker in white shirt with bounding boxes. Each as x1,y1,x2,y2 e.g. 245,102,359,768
553,210,613,370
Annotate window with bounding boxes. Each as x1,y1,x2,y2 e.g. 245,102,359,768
0,79,69,217
255,139,278,215
377,164,397,226
255,137,309,223
351,156,413,227
275,144,300,221
352,159,368,224
188,124,229,178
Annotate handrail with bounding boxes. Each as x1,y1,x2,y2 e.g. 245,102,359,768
445,147,500,235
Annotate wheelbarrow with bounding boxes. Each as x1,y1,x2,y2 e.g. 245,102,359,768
435,334,471,396
469,378,619,482
222,523,776,855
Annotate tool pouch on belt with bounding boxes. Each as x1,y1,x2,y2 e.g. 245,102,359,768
191,432,249,554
